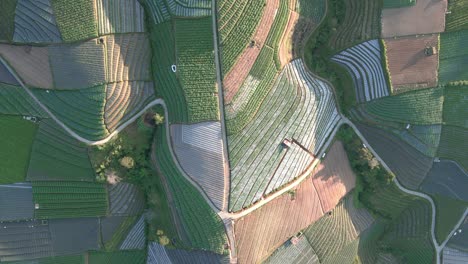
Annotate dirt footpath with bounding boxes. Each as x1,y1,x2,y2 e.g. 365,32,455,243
381,0,447,38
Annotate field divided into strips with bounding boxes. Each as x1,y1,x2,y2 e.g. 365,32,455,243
33,86,109,141
264,236,320,264
296,0,326,22
147,242,230,264
312,141,356,213
120,215,146,250
438,125,468,171
166,0,211,17
105,81,155,131
233,176,324,264
266,0,289,67
446,0,468,31
303,195,374,264
383,0,416,9
357,124,433,190
175,18,218,122
0,184,34,221
225,46,277,134
4,255,84,264
50,0,97,42
142,0,171,25
0,117,37,184
356,221,386,264
0,84,46,116
155,127,227,253
439,30,468,84
0,0,17,41
48,39,105,89
32,181,108,219
148,21,188,123
27,119,95,182
443,85,468,128
108,183,145,216
102,216,138,250
332,40,389,103
0,220,53,262
447,217,468,251
96,0,145,35
218,0,265,74
88,250,146,264
13,0,61,43
229,60,341,211
330,0,381,51
443,247,468,264
384,35,439,91
222,0,281,103
171,122,226,210
359,87,444,125
0,44,53,89
381,201,435,264
0,61,18,85
391,125,442,157
105,34,151,83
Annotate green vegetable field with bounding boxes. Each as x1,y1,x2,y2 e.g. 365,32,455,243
0,0,17,41
51,0,98,42
443,85,468,128
438,125,468,171
446,0,468,32
439,30,468,84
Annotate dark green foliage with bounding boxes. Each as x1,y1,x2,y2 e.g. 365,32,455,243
0,0,17,41
51,0,98,42
154,127,227,254
32,181,108,219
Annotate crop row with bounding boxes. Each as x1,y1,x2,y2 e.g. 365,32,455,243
332,39,389,103
443,85,468,129
393,124,442,157
13,0,62,43
329,0,381,51
50,0,98,42
383,0,416,9
439,30,468,84
446,0,468,32
96,0,145,35
175,17,219,122
0,83,46,117
264,236,319,264
219,0,265,74
155,127,227,253
296,0,326,23
88,250,146,264
32,85,109,141
228,60,341,211
438,125,468,171
166,0,211,17
147,242,229,263
32,181,108,219
108,182,145,216
120,215,146,250
265,0,289,69
142,0,171,25
148,21,188,123
27,119,95,182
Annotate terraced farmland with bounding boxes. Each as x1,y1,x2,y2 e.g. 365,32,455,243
384,35,439,92
101,216,137,250
0,44,54,89
105,34,152,82
443,85,468,128
296,0,326,22
51,0,97,42
33,86,109,141
357,124,433,190
264,235,320,264
48,39,106,89
88,250,146,264
5,255,85,264
147,242,230,263
234,175,324,264
0,116,37,184
175,17,218,122
96,0,145,35
171,122,226,210
120,215,146,250
154,127,227,253
330,0,381,51
229,60,341,211
439,30,468,84
27,119,95,181
0,184,34,221
393,125,442,157
218,0,265,74
143,0,171,25
446,0,468,32
303,195,374,263
359,87,444,125
166,0,211,17
332,40,389,103
13,0,62,43
0,0,17,41
108,182,145,216
147,21,188,123
104,81,155,131
0,84,46,116
32,181,108,219
383,0,416,9
438,125,468,171
443,247,468,264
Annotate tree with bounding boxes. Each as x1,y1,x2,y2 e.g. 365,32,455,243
153,113,164,125
120,156,135,169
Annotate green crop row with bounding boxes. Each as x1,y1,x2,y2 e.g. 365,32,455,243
296,0,326,23
438,125,468,171
0,83,47,117
104,216,139,250
446,0,468,32
265,0,289,69
443,85,468,129
154,127,227,254
51,0,98,42
439,30,468,83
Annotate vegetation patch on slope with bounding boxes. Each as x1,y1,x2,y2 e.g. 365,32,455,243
51,0,98,42
0,0,17,41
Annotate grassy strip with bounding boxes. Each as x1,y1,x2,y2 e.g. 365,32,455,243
51,0,98,42
379,39,393,94
0,115,38,184
0,0,17,41
265,0,289,70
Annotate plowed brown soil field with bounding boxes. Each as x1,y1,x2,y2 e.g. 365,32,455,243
385,35,439,93
223,0,279,103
